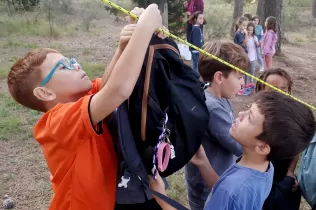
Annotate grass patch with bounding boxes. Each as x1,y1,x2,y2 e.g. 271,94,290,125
82,63,106,78
167,173,189,207
0,40,39,49
0,92,40,141
47,43,66,52
0,18,76,38
285,27,316,44
0,93,23,141
82,48,91,56
0,66,10,79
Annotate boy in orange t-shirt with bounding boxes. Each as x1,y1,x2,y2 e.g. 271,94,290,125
6,5,162,210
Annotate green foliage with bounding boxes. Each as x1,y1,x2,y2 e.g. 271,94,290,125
168,0,186,37
0,40,39,48
104,0,135,16
0,18,76,38
284,0,312,7
204,4,232,39
129,0,186,37
81,1,99,31
0,93,25,141
104,0,186,37
0,65,10,79
130,0,159,7
221,0,259,6
11,0,40,11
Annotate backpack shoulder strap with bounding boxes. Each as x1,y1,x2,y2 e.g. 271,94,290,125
150,190,189,210
141,44,180,142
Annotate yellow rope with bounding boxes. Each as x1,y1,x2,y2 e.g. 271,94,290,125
102,0,316,111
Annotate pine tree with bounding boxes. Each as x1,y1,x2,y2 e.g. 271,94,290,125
132,0,186,37
168,0,186,38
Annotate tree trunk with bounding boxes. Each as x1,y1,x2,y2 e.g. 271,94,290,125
158,0,168,28
256,0,264,24
313,0,316,25
264,0,283,54
4,0,13,17
162,0,168,27
231,0,243,37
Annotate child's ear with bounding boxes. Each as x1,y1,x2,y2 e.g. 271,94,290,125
213,71,223,84
254,142,271,157
33,87,56,102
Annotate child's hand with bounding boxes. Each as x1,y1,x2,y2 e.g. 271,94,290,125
190,145,208,167
292,178,299,192
149,171,166,195
149,172,176,210
127,7,144,24
118,24,136,53
154,26,169,39
137,4,162,33
286,171,299,192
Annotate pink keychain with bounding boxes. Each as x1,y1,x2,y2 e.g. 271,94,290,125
157,142,171,172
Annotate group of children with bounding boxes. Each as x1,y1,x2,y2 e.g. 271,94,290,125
6,4,316,210
234,14,278,96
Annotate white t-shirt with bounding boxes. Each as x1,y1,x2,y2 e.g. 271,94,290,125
247,36,258,62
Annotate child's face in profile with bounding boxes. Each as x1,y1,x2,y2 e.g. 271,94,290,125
33,53,93,102
197,14,204,25
247,26,254,36
264,74,289,93
229,103,265,147
253,18,259,26
221,71,245,99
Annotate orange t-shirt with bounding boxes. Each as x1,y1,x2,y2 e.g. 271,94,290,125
34,79,117,210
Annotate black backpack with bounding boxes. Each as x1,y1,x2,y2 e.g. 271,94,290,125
128,35,209,176
111,35,209,208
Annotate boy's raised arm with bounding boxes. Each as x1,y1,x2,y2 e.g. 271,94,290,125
100,49,122,88
90,4,162,125
100,7,145,88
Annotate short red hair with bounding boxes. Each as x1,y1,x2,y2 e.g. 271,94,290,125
7,48,60,112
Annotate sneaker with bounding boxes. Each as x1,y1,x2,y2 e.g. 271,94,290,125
244,83,255,89
259,68,264,72
237,88,251,96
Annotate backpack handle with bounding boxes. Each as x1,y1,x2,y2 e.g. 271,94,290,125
141,44,180,142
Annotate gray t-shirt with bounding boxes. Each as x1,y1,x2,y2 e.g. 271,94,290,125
185,90,243,209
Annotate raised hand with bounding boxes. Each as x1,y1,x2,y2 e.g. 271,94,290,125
127,7,144,24
137,4,162,33
118,24,136,52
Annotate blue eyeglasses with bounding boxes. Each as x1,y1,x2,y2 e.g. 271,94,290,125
40,58,79,87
